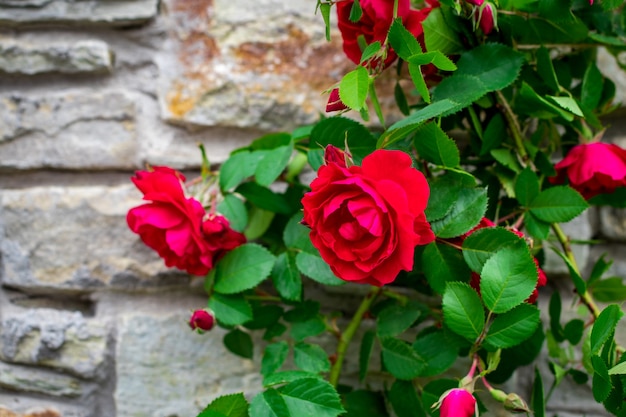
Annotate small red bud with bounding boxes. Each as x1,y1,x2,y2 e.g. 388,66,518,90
325,88,348,112
189,309,215,332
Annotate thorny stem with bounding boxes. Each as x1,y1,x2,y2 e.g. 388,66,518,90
496,90,528,162
328,286,382,387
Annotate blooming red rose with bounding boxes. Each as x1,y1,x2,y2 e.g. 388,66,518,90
189,309,215,332
439,388,476,417
302,148,435,286
326,88,349,112
336,0,435,68
127,167,245,276
549,142,626,199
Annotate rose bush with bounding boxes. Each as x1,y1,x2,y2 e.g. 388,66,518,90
302,148,434,285
127,0,626,416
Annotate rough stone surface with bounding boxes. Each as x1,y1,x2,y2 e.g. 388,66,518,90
0,361,84,397
114,312,261,417
0,185,189,293
0,39,114,75
598,206,626,242
0,0,159,27
157,0,350,131
0,90,139,170
0,309,107,379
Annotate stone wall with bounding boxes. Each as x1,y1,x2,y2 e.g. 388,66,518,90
0,1,625,416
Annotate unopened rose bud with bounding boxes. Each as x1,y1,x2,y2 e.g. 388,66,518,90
189,309,215,332
434,388,477,417
325,88,348,112
324,145,353,168
477,2,495,34
504,393,531,413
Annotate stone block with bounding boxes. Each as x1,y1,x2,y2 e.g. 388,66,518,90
0,309,107,379
157,0,352,131
0,0,158,27
0,90,140,170
0,39,113,75
0,361,84,397
115,312,261,417
597,206,626,242
0,185,190,293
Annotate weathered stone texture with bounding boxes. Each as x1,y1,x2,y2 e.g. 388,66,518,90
157,0,350,131
114,313,261,417
0,361,83,397
0,185,189,293
0,0,159,27
0,309,107,379
0,39,114,75
0,91,140,170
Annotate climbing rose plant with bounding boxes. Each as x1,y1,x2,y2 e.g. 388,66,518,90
127,0,626,415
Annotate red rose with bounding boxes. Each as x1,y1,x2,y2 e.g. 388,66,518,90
336,0,435,68
326,88,349,112
189,309,215,332
302,148,435,286
439,388,476,417
127,167,245,275
549,142,626,199
465,0,496,34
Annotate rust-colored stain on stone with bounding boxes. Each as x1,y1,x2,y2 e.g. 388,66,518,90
167,83,197,117
0,408,62,417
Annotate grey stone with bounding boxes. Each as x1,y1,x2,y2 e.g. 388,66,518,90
0,0,158,27
115,312,261,417
598,206,626,242
0,90,139,169
0,185,190,293
0,309,107,379
0,39,114,75
0,361,83,397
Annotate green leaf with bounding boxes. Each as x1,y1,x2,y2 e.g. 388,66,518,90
588,254,612,286
531,367,545,417
388,18,423,60
455,43,525,92
214,244,276,294
236,182,293,215
349,0,362,22
484,304,541,350
295,252,344,286
529,186,588,223
376,301,423,338
359,330,375,382
422,242,471,294
524,212,551,241
491,148,523,174
309,117,376,166
591,305,624,355
244,207,275,240
290,318,326,342
608,361,626,375
442,282,485,341
413,122,460,167
423,8,463,54
339,67,370,111
516,82,574,121
283,213,316,253
480,246,538,314
263,371,322,387
549,290,565,343
199,393,249,417
430,187,488,238
224,329,254,359
536,46,559,92
546,96,583,117
462,227,526,272
244,305,282,330
271,252,302,302
208,293,253,327
319,2,331,41
408,62,431,103
480,114,505,156
218,194,248,232
412,329,459,376
592,355,612,402
262,341,289,377
563,319,585,345
360,41,381,64
550,247,586,295
220,151,265,191
250,389,289,417
279,378,345,417
424,174,465,222
388,380,426,417
582,63,604,110
256,143,294,187
342,391,388,417
515,167,540,206
394,82,410,116
590,277,626,302
294,342,331,374
380,337,425,380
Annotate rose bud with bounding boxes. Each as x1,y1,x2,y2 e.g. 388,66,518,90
326,88,348,112
439,388,477,417
189,309,215,332
549,142,626,199
324,145,353,168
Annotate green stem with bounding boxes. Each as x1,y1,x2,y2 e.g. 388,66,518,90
551,223,601,318
328,286,382,387
393,0,399,19
369,82,386,129
496,90,528,162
